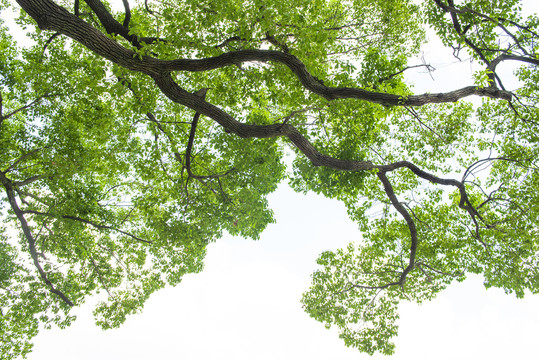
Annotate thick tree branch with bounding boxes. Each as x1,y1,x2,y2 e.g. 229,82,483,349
12,0,496,250
376,171,417,286
158,51,512,104
17,0,512,107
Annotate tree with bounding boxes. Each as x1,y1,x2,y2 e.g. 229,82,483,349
0,0,538,357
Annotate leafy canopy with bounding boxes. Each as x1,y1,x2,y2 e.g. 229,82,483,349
1,0,538,357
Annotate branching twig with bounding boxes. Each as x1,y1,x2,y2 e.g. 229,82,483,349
22,209,152,244
3,148,44,173
0,95,52,123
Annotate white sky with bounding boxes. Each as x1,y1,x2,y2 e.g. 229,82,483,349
3,0,539,359
26,185,539,360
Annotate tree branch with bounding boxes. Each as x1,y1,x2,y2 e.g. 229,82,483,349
0,172,74,306
14,175,45,187
16,0,512,107
83,0,159,48
376,171,417,285
121,0,131,27
0,95,51,123
3,148,43,173
0,91,3,123
41,31,61,57
378,64,436,83
158,51,512,104
22,209,152,244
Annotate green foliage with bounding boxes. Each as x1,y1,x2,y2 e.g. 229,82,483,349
1,0,539,358
1,7,285,356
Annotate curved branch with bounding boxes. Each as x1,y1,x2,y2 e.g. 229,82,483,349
0,172,74,306
376,171,417,285
153,74,374,170
121,0,131,27
377,161,480,217
17,0,512,106
159,50,512,104
144,0,154,15
488,54,539,73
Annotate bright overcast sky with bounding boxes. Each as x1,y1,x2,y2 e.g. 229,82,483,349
3,1,539,359
25,186,539,360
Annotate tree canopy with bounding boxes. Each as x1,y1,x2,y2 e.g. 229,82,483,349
1,0,538,357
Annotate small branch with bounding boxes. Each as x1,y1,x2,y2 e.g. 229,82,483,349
14,175,45,187
415,261,464,278
184,88,234,182
265,33,290,53
416,264,434,283
42,32,61,58
274,106,321,127
1,95,51,123
404,106,448,143
351,282,399,291
89,255,115,299
215,36,245,48
378,64,436,83
0,91,3,123
0,172,74,306
323,21,365,32
3,148,43,173
22,209,152,244
144,0,154,15
185,88,209,180
332,281,399,297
